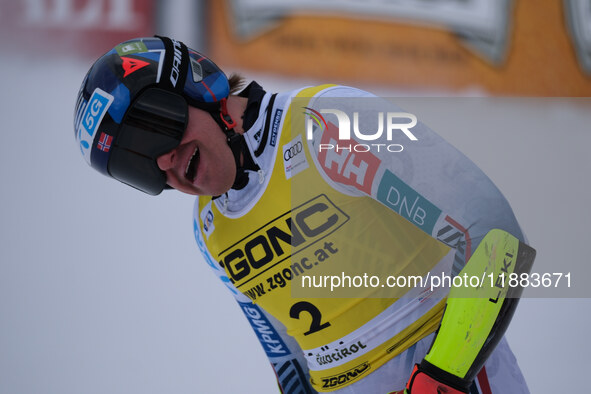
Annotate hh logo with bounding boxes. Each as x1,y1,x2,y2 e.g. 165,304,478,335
317,122,380,195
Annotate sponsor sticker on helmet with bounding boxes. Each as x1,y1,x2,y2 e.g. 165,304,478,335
77,88,114,165
189,55,203,83
97,132,113,152
115,41,148,56
121,56,150,77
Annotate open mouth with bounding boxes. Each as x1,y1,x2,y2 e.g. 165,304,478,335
185,146,200,182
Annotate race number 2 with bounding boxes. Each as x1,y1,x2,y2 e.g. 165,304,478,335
290,301,331,336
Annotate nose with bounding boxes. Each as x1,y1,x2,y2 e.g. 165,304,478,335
156,149,176,171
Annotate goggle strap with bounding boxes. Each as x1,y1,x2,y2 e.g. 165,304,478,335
155,35,189,94
209,105,258,190
219,98,237,129
227,128,251,190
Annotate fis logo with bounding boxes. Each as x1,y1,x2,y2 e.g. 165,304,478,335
303,106,328,135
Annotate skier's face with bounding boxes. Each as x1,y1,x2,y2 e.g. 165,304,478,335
156,105,237,196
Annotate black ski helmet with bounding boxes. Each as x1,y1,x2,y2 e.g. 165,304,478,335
74,36,233,195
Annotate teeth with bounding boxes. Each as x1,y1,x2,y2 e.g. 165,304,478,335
185,148,199,182
185,147,197,176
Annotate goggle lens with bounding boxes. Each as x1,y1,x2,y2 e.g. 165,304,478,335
108,88,188,195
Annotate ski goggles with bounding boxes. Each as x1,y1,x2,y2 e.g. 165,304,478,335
108,87,188,195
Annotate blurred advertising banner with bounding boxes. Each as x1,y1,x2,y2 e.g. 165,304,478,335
208,0,591,95
0,0,155,57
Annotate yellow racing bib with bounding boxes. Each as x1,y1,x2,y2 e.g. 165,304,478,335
198,86,450,391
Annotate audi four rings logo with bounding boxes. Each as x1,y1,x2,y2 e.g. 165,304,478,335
284,141,303,161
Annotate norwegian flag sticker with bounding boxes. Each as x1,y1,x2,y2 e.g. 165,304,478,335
97,132,113,152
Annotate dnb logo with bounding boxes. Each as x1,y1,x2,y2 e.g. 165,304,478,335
218,195,349,287
77,88,114,165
